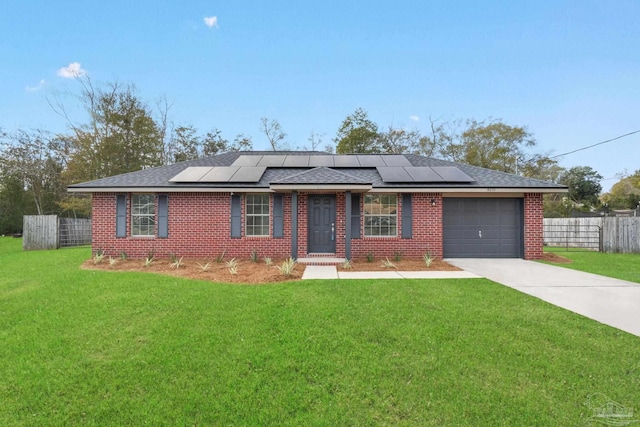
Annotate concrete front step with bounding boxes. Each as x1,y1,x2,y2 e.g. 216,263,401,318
297,257,346,265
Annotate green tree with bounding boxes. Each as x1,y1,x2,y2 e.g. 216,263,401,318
61,80,163,184
0,129,65,216
558,166,603,207
441,119,536,173
334,108,381,154
378,126,421,154
0,174,31,233
169,125,201,163
601,171,640,209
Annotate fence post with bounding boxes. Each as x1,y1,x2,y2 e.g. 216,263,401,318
598,226,603,252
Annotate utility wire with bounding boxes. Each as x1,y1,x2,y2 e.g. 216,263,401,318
550,129,640,159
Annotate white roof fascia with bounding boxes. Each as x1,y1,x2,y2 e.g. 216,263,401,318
371,187,567,194
68,187,274,193
269,184,372,192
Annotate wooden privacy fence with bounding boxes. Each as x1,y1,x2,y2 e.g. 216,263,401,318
23,215,91,250
602,217,640,253
543,217,640,253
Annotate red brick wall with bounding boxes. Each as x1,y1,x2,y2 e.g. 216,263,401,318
524,192,544,260
350,193,443,259
91,191,543,260
92,192,294,259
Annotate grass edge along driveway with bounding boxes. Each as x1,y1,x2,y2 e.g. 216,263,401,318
542,248,640,284
1,238,639,426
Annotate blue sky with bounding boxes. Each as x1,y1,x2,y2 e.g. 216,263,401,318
1,0,638,191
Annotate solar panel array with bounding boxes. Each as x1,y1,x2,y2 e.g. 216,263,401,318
231,154,412,168
170,166,267,183
169,155,475,185
376,166,474,183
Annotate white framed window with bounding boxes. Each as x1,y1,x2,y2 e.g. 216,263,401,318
131,194,155,236
245,194,270,236
363,194,397,237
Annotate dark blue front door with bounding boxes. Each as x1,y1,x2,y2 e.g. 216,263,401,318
308,195,336,253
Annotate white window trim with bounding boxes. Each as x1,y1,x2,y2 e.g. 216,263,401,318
245,193,270,237
131,194,156,237
363,194,398,237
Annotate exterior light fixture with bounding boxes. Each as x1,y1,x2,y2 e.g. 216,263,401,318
431,199,437,207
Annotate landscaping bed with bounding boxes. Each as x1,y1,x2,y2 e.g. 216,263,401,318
83,256,460,283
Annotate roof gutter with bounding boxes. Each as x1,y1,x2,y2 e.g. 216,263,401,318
372,187,568,194
67,186,275,193
69,185,567,194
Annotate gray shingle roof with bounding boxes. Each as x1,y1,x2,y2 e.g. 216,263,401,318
272,167,371,185
68,151,567,191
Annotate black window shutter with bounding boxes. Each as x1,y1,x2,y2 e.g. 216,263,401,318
116,194,127,238
231,194,241,238
158,195,169,238
401,194,412,239
351,193,361,239
273,194,284,238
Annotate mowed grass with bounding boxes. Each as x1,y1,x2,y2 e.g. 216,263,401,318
1,238,639,426
544,247,640,283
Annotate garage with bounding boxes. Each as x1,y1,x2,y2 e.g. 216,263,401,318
443,198,524,258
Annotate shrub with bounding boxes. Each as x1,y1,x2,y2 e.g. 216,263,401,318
423,251,435,268
276,258,296,277
226,258,239,275
263,257,273,265
250,249,258,263
341,259,352,269
170,255,184,269
215,250,226,263
93,249,105,265
197,262,211,272
366,252,374,263
144,250,155,267
381,257,397,269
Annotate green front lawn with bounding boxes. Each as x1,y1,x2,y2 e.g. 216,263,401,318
1,238,639,426
544,248,640,283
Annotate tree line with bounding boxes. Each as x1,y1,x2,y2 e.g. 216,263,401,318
1,79,635,234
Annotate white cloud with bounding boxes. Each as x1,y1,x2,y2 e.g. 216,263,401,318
410,115,420,122
57,62,87,78
204,16,218,28
26,79,45,92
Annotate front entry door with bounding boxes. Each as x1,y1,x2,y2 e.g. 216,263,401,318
308,195,336,253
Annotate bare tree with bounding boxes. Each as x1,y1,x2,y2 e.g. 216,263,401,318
306,130,326,151
260,117,287,151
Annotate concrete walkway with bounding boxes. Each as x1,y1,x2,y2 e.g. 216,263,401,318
447,258,640,338
302,265,480,280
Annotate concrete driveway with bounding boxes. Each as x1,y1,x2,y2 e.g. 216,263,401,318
446,258,640,338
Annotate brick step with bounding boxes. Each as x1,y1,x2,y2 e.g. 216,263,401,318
297,257,345,266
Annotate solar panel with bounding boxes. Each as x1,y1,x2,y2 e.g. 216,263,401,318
377,167,414,182
308,156,334,167
432,167,474,182
199,166,240,182
227,166,267,182
405,167,444,182
382,155,412,167
169,167,213,182
283,155,310,167
257,155,286,167
333,155,360,167
357,155,386,167
231,155,262,167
